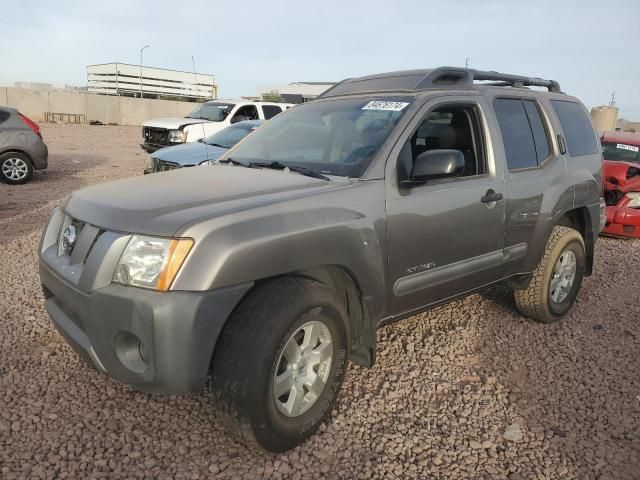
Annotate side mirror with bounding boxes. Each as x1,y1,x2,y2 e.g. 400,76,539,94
411,149,465,181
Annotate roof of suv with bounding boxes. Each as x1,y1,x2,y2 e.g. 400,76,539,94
319,66,563,99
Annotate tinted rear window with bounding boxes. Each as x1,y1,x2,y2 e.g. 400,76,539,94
494,98,538,170
551,100,598,157
0,111,10,124
522,101,550,162
262,105,282,120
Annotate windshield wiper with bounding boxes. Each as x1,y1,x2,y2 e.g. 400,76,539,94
218,158,253,167
205,142,228,148
249,161,330,181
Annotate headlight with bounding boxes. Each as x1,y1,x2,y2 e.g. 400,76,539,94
113,235,193,291
168,129,185,143
198,159,216,166
626,192,640,208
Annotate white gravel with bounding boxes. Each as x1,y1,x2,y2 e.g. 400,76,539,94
1,124,639,479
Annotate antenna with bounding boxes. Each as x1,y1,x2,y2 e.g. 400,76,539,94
192,55,209,160
608,91,616,108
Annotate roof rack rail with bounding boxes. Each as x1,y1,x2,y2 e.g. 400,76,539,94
319,67,562,98
471,69,562,93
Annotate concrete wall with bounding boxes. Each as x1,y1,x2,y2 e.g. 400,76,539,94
0,86,199,126
86,94,120,125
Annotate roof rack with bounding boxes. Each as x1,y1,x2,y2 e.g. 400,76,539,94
319,67,562,98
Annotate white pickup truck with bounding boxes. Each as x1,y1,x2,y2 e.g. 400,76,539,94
141,100,293,152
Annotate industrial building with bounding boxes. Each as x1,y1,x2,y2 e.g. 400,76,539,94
87,63,217,102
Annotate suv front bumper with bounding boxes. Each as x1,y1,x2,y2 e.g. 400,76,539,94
40,260,251,394
140,143,165,153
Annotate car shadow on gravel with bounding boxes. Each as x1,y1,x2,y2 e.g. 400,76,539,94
0,153,108,243
472,245,640,480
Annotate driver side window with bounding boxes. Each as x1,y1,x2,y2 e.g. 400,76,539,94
231,105,259,123
408,104,486,178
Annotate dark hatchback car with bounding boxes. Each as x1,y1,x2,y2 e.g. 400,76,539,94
145,120,265,173
0,106,48,184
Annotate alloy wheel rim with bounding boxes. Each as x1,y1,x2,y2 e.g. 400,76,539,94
273,320,333,417
2,158,29,181
550,250,577,304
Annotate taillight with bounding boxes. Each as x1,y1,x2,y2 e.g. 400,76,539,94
18,113,42,138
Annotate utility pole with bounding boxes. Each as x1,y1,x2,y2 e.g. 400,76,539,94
608,91,616,108
465,57,470,69
139,45,149,99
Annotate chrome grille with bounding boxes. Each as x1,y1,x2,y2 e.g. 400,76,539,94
56,216,101,264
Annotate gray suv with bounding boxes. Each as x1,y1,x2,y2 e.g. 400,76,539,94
0,107,48,184
39,67,605,452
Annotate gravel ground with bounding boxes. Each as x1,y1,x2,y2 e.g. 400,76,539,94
1,124,639,479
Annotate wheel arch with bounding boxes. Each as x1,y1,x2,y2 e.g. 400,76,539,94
292,265,375,368
213,265,377,370
556,206,594,275
0,148,34,164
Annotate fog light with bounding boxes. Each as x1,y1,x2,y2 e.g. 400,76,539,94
114,331,148,374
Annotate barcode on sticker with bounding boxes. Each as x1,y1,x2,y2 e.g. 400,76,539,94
362,101,409,112
617,143,639,153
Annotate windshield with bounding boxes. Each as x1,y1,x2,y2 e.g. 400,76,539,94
187,103,235,122
225,97,413,177
204,123,261,148
601,141,640,163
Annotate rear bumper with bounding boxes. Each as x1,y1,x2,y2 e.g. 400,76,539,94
602,205,640,238
40,259,252,394
31,141,48,170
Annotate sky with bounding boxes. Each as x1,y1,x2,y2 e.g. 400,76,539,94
1,0,639,119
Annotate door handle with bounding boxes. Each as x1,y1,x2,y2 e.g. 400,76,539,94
481,190,503,204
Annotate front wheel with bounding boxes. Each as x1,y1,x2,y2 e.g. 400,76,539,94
514,226,585,323
0,152,33,184
210,277,349,452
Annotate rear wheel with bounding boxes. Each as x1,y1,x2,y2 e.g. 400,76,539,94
210,277,349,452
514,226,585,323
0,152,33,184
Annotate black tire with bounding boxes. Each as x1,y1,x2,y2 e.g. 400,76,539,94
210,277,350,452
0,152,33,184
514,226,585,323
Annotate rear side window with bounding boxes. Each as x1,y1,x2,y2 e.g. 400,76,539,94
522,101,550,161
0,111,10,124
494,98,551,170
551,100,598,157
262,105,283,120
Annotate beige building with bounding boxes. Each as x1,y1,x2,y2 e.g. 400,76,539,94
256,81,335,103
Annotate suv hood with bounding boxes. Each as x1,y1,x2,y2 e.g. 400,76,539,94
143,117,213,129
153,142,227,166
63,166,341,236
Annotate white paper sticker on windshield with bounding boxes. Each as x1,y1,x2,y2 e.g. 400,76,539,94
362,101,409,112
617,143,639,153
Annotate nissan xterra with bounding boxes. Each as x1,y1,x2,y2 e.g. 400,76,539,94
40,67,605,452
